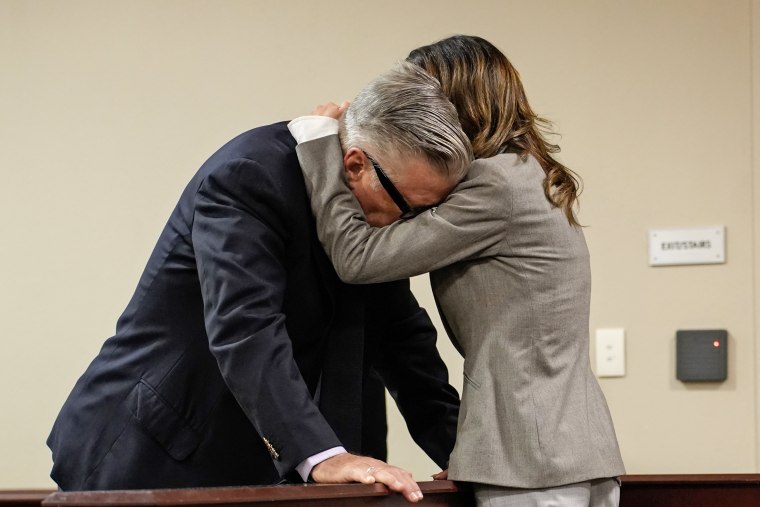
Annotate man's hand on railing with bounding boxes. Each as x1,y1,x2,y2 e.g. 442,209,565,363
311,452,423,503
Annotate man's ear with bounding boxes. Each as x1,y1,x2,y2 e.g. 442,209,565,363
343,148,366,184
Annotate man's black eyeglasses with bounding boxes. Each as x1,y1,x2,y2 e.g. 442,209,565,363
362,150,436,220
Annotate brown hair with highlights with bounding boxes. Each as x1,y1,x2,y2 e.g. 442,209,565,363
407,35,582,226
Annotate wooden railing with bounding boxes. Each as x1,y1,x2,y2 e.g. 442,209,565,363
0,490,54,506
40,481,470,506
620,474,760,506
4,475,760,506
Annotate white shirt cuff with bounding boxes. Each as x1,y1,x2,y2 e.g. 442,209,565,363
287,116,339,144
295,446,347,482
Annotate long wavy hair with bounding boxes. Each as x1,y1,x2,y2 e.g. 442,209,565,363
407,35,582,226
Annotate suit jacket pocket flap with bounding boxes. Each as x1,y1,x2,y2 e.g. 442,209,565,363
127,380,201,461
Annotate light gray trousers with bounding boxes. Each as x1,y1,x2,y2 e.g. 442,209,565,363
473,478,620,507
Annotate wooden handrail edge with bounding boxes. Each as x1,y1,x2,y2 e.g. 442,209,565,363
620,474,760,485
41,481,464,505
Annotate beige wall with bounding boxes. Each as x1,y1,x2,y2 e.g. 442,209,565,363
1,0,758,488
753,0,760,477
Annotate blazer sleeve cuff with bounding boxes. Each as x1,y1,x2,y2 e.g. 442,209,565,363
295,446,347,482
288,116,339,144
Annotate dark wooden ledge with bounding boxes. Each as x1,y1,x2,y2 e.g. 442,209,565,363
6,474,760,506
0,490,55,506
41,480,472,506
620,474,760,506
621,473,760,485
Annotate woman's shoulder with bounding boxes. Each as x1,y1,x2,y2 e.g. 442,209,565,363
466,152,543,184
473,151,542,168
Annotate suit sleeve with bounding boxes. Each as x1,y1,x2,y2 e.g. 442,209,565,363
296,135,508,284
365,280,460,470
192,158,341,478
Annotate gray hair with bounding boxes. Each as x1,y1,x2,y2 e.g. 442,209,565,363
340,61,473,182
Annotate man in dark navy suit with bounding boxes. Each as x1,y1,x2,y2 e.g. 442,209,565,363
47,63,472,503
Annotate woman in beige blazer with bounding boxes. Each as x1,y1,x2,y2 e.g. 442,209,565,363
291,36,625,506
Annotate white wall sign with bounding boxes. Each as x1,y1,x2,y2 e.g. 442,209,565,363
648,226,725,266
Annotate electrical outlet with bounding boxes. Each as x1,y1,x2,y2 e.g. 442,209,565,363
596,328,625,377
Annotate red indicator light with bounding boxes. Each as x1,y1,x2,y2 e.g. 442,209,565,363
713,341,721,347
